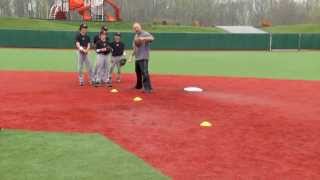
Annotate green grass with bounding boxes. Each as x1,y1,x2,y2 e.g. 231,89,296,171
264,24,320,33
0,130,169,180
1,48,320,80
0,17,223,33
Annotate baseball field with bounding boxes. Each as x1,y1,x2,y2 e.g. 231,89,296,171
1,48,320,179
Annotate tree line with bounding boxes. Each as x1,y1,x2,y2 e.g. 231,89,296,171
0,0,320,26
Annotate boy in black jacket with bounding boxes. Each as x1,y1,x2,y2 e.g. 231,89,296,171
95,31,112,87
75,23,94,86
109,32,126,83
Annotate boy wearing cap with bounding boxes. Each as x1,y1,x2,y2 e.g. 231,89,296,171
94,31,112,87
93,25,109,48
75,23,94,86
93,25,109,83
109,32,126,83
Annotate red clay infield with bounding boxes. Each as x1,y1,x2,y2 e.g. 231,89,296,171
0,71,320,180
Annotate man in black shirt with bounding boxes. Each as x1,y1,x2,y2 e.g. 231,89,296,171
109,32,126,83
94,31,112,87
75,23,94,86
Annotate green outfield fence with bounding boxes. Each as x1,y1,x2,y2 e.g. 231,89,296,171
0,29,319,50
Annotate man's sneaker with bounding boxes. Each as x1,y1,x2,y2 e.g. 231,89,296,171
80,81,84,86
143,89,153,94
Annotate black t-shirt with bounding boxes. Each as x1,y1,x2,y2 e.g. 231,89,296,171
96,40,111,55
110,41,125,56
93,34,109,45
75,33,90,48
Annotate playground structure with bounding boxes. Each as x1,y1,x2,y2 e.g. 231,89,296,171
49,0,121,21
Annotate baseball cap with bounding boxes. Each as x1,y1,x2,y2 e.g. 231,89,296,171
101,25,108,31
114,32,121,37
79,23,88,30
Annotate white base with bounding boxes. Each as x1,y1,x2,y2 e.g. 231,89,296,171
184,87,204,92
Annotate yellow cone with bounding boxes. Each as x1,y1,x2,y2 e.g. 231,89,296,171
200,121,212,127
133,97,143,102
110,89,119,93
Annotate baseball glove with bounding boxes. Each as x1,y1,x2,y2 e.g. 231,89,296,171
120,58,127,66
134,39,143,47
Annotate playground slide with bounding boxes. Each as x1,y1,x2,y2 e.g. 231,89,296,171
50,0,121,21
69,0,91,21
105,0,121,21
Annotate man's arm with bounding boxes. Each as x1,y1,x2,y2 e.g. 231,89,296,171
139,33,154,42
129,40,136,63
132,35,137,56
132,45,137,55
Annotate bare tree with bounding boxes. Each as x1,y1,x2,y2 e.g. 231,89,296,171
1,0,320,26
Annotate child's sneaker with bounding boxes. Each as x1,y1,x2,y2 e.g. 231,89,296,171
94,81,101,87
106,82,113,87
116,76,121,83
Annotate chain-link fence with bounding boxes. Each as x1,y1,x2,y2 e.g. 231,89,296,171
0,0,120,21
0,0,320,26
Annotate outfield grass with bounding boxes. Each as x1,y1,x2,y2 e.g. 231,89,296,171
264,24,320,33
0,130,168,180
0,48,320,80
0,17,223,33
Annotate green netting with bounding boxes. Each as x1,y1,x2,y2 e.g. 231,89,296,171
271,34,300,49
0,30,319,50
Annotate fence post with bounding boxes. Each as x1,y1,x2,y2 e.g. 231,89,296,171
269,33,273,52
298,33,302,51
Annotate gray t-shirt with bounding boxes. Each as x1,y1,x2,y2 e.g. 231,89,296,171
134,31,152,61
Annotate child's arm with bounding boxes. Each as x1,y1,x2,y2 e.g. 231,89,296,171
84,43,90,54
96,46,107,53
83,37,91,54
122,42,126,56
108,42,114,53
76,42,85,52
96,48,107,53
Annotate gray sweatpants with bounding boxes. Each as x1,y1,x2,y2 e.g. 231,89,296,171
95,54,110,83
77,51,94,83
109,55,124,80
